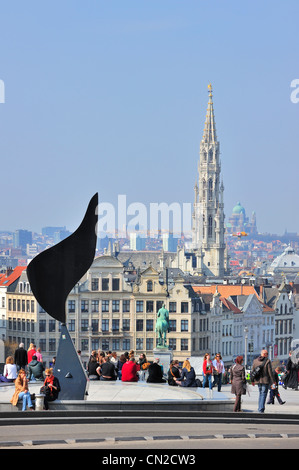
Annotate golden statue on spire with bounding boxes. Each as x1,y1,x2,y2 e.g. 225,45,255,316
208,83,213,96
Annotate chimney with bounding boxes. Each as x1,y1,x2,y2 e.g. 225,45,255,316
6,266,13,277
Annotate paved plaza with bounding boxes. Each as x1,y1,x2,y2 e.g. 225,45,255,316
1,379,298,414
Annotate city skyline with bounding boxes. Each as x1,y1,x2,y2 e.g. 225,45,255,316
0,1,298,235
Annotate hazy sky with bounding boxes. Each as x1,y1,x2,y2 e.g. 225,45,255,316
0,0,298,235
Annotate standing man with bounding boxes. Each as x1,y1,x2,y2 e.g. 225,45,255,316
251,349,274,413
14,343,28,371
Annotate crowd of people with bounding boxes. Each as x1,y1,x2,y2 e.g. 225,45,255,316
0,342,60,411
1,343,299,413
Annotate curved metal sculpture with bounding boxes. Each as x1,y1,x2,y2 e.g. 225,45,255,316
27,193,98,400
27,193,98,325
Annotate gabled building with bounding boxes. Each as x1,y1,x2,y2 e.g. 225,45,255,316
261,281,294,362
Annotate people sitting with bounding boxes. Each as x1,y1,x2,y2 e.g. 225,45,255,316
174,359,198,387
99,356,116,381
121,357,139,382
42,368,61,410
167,360,181,386
147,358,166,383
28,355,45,381
10,369,34,411
0,356,18,383
87,351,101,380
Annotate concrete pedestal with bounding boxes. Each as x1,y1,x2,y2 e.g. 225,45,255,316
153,348,173,377
35,394,45,411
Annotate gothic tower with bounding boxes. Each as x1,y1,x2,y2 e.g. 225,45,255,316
192,84,227,277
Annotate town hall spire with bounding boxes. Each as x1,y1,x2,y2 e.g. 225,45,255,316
192,85,228,277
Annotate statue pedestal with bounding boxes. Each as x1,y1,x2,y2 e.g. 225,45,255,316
153,348,173,378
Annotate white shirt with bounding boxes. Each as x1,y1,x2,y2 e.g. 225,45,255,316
3,363,18,380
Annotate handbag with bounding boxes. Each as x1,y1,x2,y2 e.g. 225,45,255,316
40,385,51,397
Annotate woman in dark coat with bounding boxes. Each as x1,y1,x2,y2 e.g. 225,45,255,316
175,360,197,387
283,352,299,390
167,360,181,386
147,359,166,383
231,356,246,412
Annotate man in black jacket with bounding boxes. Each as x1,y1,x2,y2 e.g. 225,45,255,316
14,343,28,371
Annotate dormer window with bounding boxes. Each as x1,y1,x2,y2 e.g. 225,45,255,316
147,280,153,292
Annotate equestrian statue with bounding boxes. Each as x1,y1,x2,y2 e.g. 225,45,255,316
155,304,170,348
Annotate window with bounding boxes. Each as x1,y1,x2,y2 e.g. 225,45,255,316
81,339,89,352
81,300,89,313
146,338,154,351
136,301,143,312
112,339,120,350
123,300,130,313
169,338,176,351
136,338,143,350
146,301,154,313
39,320,46,332
208,215,213,238
112,300,120,312
49,339,56,352
112,278,120,291
147,281,153,292
169,320,176,332
123,319,130,331
102,300,109,312
91,278,99,291
123,339,130,350
68,300,76,313
91,319,98,332
102,319,109,332
49,320,56,332
156,301,163,312
208,178,213,200
169,302,176,313
92,339,99,350
91,300,99,313
136,319,143,331
146,319,154,331
181,302,188,313
69,319,75,332
181,339,188,351
102,278,109,291
112,319,119,332
102,339,109,350
81,319,89,332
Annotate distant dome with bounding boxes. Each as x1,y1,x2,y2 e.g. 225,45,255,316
232,202,245,215
268,245,299,274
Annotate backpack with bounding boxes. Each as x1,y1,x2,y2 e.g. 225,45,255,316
250,360,266,382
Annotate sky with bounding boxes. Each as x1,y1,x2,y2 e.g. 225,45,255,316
0,0,298,236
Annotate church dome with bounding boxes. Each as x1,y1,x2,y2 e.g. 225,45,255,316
268,245,299,273
232,202,245,215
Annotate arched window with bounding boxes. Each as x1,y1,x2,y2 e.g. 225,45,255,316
147,281,153,292
208,216,213,238
208,179,213,200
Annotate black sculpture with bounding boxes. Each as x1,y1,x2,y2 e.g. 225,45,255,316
27,193,98,399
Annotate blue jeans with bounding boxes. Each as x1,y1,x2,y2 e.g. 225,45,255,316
213,373,222,391
258,384,269,413
202,374,213,389
19,391,33,411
